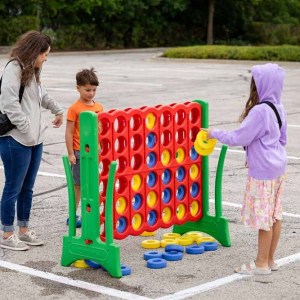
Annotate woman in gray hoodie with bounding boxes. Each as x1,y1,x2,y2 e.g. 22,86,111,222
0,31,64,251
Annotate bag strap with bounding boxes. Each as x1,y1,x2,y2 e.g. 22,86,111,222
0,59,25,103
259,101,282,129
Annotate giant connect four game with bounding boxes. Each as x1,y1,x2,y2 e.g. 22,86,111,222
61,99,231,278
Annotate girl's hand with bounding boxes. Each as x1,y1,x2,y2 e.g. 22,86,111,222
200,128,212,139
52,114,63,128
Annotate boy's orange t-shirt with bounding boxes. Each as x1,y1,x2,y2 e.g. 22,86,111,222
67,99,103,150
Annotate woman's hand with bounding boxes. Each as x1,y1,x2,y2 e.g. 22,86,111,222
52,114,63,128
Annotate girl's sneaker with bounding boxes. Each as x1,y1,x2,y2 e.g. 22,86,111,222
0,233,29,251
19,230,44,246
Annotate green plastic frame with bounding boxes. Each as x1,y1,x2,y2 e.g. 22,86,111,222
61,100,231,278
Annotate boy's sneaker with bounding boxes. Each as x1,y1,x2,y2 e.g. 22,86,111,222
0,234,29,251
66,215,81,228
19,230,44,246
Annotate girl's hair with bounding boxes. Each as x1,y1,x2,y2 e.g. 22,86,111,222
10,31,51,85
76,67,99,86
239,77,260,123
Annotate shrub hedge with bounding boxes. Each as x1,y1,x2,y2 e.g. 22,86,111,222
163,45,300,61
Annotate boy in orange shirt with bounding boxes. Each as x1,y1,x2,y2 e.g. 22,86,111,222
65,68,103,227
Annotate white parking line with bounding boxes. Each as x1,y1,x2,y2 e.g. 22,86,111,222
214,147,300,160
0,166,66,178
1,252,300,300
155,252,300,300
0,260,149,300
1,145,299,299
209,199,300,219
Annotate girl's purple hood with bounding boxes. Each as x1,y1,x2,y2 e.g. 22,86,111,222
210,63,287,180
252,63,285,104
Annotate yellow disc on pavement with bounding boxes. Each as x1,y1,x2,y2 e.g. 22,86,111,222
183,231,202,242
140,231,156,237
73,260,89,269
196,236,216,244
162,232,181,240
160,239,178,247
141,239,160,249
175,236,194,246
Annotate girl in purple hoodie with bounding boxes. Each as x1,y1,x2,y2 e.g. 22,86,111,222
205,63,287,275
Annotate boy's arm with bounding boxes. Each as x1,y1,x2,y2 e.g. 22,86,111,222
65,120,76,164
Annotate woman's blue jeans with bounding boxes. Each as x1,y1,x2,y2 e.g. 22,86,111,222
0,136,43,232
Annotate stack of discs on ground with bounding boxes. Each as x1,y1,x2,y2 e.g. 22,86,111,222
142,231,219,269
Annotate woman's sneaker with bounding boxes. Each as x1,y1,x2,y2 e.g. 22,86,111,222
0,234,29,251
19,230,44,246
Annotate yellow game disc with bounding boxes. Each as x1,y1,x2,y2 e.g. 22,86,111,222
176,204,186,220
175,236,194,246
140,231,156,237
141,239,160,249
131,174,141,191
195,130,217,150
175,147,185,163
146,113,156,130
189,164,199,180
160,239,178,247
116,197,127,214
196,236,216,244
162,232,181,240
194,139,214,156
132,213,142,230
147,191,157,208
190,201,199,216
73,260,89,269
162,207,172,223
183,231,202,242
161,149,171,166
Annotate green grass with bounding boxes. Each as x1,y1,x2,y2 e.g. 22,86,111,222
162,45,300,61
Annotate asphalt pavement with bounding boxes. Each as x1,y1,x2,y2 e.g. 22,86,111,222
0,49,299,300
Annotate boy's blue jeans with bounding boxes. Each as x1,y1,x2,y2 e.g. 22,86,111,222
0,136,43,232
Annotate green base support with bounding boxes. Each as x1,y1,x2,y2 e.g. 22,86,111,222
174,144,231,247
61,112,122,278
61,236,122,278
173,215,231,247
173,100,231,247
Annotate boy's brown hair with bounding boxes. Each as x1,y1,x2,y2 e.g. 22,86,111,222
76,67,99,86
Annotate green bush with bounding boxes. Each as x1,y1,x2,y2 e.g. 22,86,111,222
0,16,39,45
163,45,300,62
247,22,300,45
52,24,106,51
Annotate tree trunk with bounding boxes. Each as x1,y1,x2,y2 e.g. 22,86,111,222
207,0,215,45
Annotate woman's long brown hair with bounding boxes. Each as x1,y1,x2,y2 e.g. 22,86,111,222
9,31,51,85
239,77,260,123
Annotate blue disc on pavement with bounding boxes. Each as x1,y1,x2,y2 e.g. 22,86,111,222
147,258,167,269
165,244,184,253
144,250,164,260
121,264,132,276
163,250,183,261
201,242,218,251
84,259,101,269
185,244,205,254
